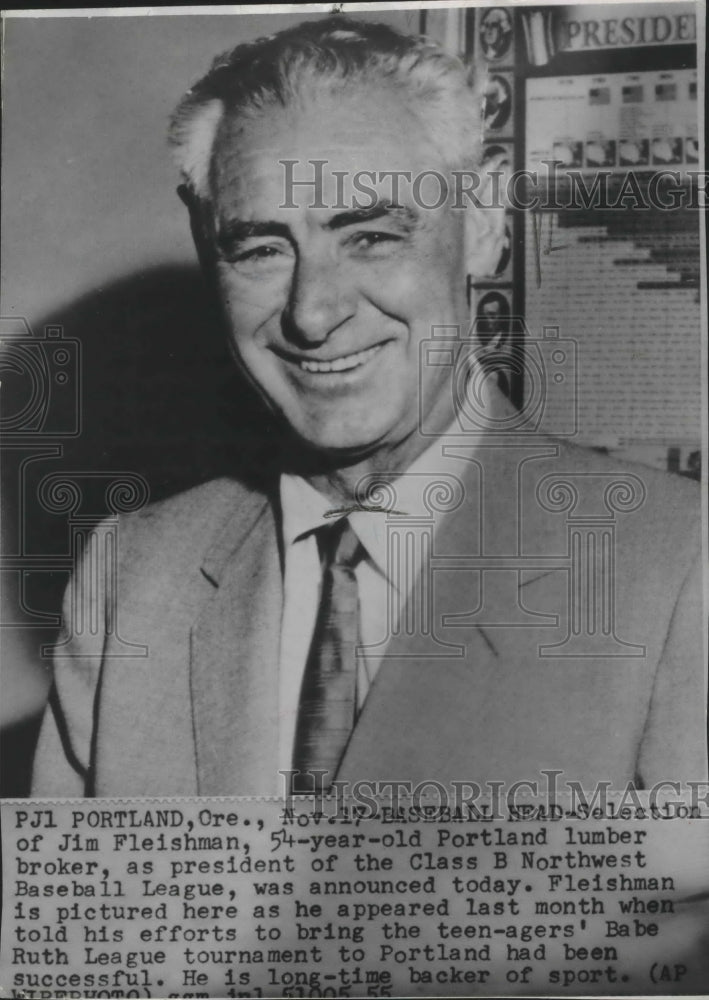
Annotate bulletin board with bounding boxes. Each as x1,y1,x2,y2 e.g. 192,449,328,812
434,3,702,477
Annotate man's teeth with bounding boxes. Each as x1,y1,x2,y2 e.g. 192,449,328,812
299,344,382,373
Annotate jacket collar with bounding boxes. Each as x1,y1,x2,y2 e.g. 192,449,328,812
192,497,284,795
200,486,274,586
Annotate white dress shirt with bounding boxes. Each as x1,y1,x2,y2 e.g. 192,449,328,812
277,424,474,774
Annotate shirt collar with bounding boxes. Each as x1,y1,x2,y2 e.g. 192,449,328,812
279,418,471,584
279,473,332,550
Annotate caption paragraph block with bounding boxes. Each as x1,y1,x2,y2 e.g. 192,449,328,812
1,796,708,997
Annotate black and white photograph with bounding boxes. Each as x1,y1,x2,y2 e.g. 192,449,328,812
585,137,617,166
478,6,513,62
475,290,512,349
619,137,650,165
482,72,512,131
552,139,584,166
1,1,706,996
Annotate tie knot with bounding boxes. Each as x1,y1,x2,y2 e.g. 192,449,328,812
319,518,364,569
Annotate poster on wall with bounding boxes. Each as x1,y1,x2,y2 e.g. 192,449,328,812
526,68,698,174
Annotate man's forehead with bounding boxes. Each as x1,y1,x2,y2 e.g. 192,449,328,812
211,87,441,186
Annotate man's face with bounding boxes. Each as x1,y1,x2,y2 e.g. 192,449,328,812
483,300,502,328
205,85,469,461
483,20,501,45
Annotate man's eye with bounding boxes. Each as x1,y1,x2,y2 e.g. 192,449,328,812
233,245,285,263
349,231,403,252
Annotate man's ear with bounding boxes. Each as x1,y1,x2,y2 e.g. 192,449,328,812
464,151,510,278
177,183,216,270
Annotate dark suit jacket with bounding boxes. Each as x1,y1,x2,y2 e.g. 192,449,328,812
31,417,706,797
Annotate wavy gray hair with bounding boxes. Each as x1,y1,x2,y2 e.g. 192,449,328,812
169,16,483,200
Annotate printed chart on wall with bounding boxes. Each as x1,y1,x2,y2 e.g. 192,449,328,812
525,67,701,477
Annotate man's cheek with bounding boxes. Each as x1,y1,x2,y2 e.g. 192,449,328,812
221,289,275,321
222,296,282,344
219,267,291,310
361,267,424,317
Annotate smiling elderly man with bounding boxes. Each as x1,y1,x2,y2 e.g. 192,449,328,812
32,17,705,798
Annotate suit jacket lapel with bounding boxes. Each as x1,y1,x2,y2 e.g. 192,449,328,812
339,414,565,784
337,450,501,783
191,494,283,796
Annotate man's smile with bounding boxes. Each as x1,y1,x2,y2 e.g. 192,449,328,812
276,342,388,376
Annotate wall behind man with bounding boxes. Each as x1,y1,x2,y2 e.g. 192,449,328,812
0,7,422,792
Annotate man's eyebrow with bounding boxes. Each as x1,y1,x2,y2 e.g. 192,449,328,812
326,204,419,231
216,219,292,250
215,203,419,250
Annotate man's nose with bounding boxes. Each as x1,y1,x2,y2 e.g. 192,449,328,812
283,253,356,346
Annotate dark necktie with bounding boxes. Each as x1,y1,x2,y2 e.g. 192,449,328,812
291,518,364,794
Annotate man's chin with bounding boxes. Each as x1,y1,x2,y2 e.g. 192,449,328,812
281,424,395,471
304,436,391,466
292,418,427,473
